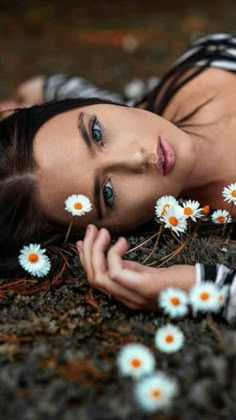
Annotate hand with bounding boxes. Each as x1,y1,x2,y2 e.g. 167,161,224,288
76,224,196,311
0,75,44,116
14,75,44,106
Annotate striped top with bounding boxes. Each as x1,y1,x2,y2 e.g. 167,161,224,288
44,32,236,105
43,33,236,324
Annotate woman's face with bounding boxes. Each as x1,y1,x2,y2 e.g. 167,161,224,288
33,104,194,231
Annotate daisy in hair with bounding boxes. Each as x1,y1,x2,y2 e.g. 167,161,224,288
211,209,232,224
217,285,230,307
160,205,187,236
117,343,155,379
222,182,236,204
64,194,92,216
155,195,178,218
154,324,184,353
189,282,220,313
158,287,189,318
18,243,51,277
182,200,202,221
134,371,178,412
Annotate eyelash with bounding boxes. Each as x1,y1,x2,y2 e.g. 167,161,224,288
89,115,116,209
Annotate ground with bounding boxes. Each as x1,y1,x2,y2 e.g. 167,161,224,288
0,2,236,419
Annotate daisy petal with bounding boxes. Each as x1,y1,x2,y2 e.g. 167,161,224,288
117,343,155,379
134,371,179,412
65,194,92,216
18,243,51,278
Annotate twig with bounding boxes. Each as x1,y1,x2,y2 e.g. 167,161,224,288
142,224,163,264
147,232,193,267
125,231,160,255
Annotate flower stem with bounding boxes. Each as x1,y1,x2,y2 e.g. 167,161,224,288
64,217,74,245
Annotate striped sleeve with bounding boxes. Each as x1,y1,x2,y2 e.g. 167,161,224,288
195,263,236,323
43,74,124,103
170,32,236,73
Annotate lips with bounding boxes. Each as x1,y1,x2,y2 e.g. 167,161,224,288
159,136,176,176
156,138,164,175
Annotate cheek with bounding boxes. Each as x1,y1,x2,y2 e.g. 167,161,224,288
119,183,157,222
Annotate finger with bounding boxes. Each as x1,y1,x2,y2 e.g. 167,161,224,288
118,296,159,311
91,228,111,276
107,237,143,287
82,224,99,280
76,240,84,266
97,280,149,308
88,232,147,304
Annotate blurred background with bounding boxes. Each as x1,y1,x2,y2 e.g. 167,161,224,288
0,0,236,98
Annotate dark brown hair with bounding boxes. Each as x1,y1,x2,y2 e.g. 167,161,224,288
0,97,125,276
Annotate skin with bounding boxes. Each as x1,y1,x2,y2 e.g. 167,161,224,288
2,68,236,310
30,102,211,309
33,104,196,230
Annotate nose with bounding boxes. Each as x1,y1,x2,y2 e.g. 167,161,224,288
104,143,152,174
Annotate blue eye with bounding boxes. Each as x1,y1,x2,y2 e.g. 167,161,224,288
91,117,103,144
103,179,114,208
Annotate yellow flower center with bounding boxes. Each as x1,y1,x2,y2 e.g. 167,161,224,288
219,295,224,302
170,296,180,306
161,204,170,216
231,189,236,197
165,334,174,343
217,216,225,223
131,358,141,368
169,216,178,226
184,207,193,216
74,202,83,210
28,253,39,263
151,388,162,399
200,291,209,300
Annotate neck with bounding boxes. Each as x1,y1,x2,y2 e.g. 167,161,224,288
180,130,227,208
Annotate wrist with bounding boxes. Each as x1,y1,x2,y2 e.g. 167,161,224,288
160,264,196,292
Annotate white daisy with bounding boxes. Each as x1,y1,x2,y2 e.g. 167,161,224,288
154,324,184,353
182,200,202,221
217,285,230,307
211,209,232,224
18,243,51,278
155,195,178,218
117,343,155,379
222,182,236,204
64,194,92,216
160,205,187,236
134,371,179,412
189,282,220,313
158,287,189,318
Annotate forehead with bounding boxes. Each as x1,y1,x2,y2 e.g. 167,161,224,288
33,106,99,226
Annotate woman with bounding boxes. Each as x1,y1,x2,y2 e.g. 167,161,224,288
1,33,236,323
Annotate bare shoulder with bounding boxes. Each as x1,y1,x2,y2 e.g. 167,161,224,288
160,67,236,122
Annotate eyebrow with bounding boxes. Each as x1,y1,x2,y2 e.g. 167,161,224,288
77,112,103,220
78,111,92,150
